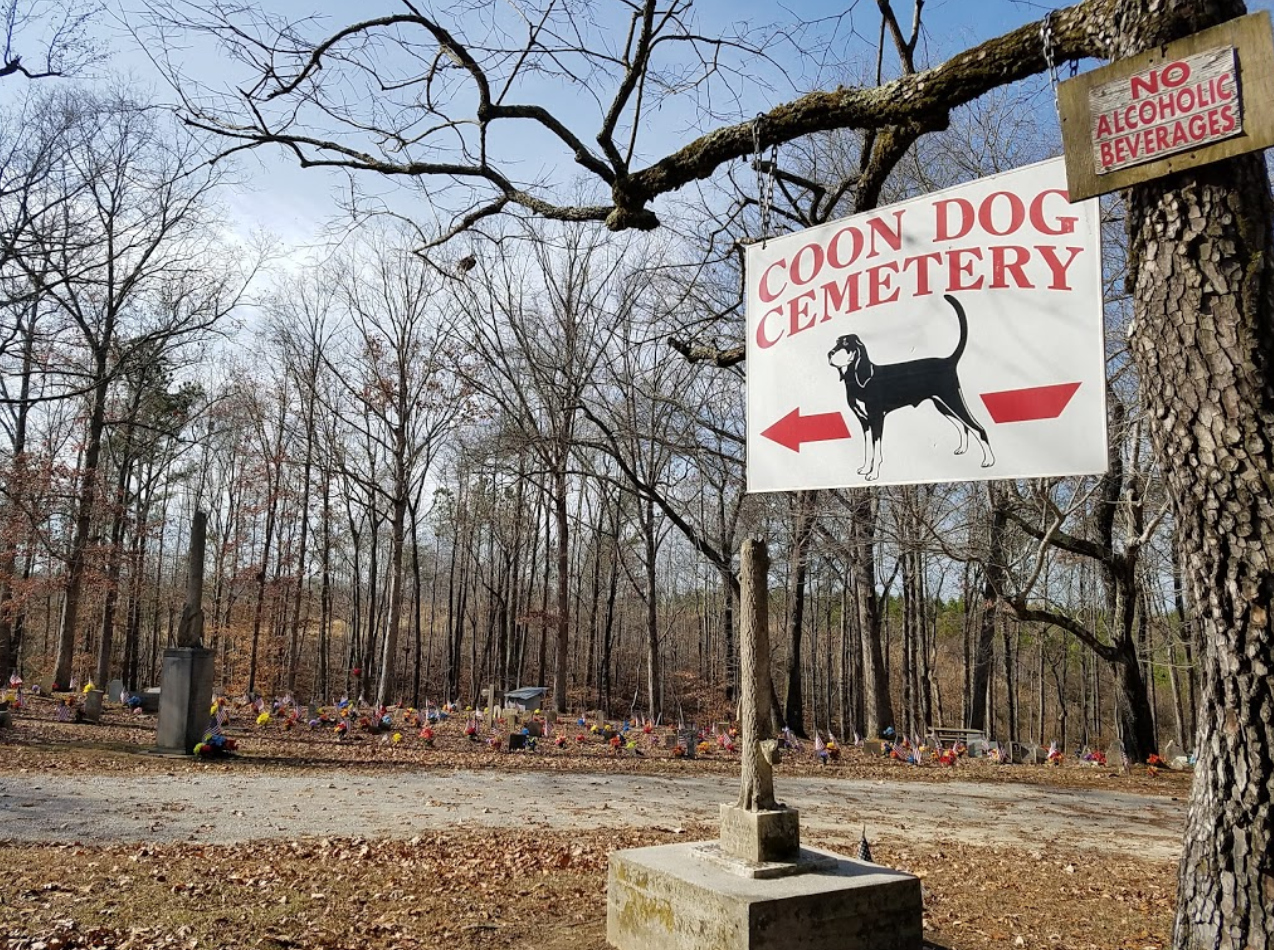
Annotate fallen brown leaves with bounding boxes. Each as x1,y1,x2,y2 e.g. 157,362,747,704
0,827,686,950
0,829,1175,950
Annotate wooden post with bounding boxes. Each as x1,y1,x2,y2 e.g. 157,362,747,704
736,537,778,811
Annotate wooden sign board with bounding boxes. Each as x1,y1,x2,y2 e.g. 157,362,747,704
1059,12,1274,201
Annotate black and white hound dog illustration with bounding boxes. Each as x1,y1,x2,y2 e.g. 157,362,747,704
827,294,994,481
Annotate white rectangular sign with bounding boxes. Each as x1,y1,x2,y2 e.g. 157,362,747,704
746,158,1107,492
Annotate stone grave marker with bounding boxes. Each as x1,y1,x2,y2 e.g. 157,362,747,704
678,729,696,758
106,679,125,704
82,689,103,723
1107,741,1127,770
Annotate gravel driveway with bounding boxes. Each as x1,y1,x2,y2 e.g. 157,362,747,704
0,769,1186,859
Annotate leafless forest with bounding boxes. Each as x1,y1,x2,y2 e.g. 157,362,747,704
0,96,1192,768
0,2,1201,770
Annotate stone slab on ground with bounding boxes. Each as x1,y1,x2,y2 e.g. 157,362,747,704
607,841,921,950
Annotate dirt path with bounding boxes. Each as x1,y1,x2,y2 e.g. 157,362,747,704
0,768,1185,859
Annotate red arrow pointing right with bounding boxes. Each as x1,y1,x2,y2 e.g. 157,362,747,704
980,382,1082,424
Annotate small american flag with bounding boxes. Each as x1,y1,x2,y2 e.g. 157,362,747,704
209,707,229,737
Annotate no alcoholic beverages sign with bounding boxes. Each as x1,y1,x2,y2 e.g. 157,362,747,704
1059,12,1274,201
746,158,1106,493
1090,47,1240,173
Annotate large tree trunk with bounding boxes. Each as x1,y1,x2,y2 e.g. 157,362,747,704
642,496,662,720
1127,151,1274,947
970,495,1007,731
552,466,570,712
1112,636,1158,764
783,491,817,737
1115,7,1274,947
52,360,109,690
375,489,407,708
850,492,892,736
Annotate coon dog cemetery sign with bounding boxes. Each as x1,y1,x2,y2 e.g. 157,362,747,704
745,158,1106,493
1058,11,1274,201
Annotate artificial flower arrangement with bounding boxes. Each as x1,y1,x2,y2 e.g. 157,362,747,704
193,734,238,758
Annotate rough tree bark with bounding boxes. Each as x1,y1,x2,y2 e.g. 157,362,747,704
1111,4,1274,945
970,489,1008,732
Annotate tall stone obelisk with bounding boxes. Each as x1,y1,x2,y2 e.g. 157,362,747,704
154,511,214,755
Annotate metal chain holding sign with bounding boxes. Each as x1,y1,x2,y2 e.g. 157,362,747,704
1040,12,1080,122
1041,11,1061,116
753,113,778,248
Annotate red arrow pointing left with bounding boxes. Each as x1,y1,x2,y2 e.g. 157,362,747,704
761,408,851,453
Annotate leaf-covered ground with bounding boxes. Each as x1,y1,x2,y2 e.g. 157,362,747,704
1,697,1183,949
0,695,1194,797
0,829,1175,950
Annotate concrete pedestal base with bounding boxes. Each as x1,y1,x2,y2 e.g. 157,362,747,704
154,647,214,755
720,804,800,864
607,842,921,950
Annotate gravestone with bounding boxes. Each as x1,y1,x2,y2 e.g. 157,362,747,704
154,512,215,755
82,689,103,723
106,679,125,705
139,688,163,713
525,720,543,738
678,729,697,758
1106,741,1127,770
608,538,921,950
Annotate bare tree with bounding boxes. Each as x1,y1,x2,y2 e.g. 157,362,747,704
7,92,248,690
453,222,631,712
144,1,1273,944
2,0,100,81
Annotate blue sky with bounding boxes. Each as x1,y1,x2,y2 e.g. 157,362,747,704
7,0,1273,245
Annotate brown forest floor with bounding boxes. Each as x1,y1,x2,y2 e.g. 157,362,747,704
1,697,1185,950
